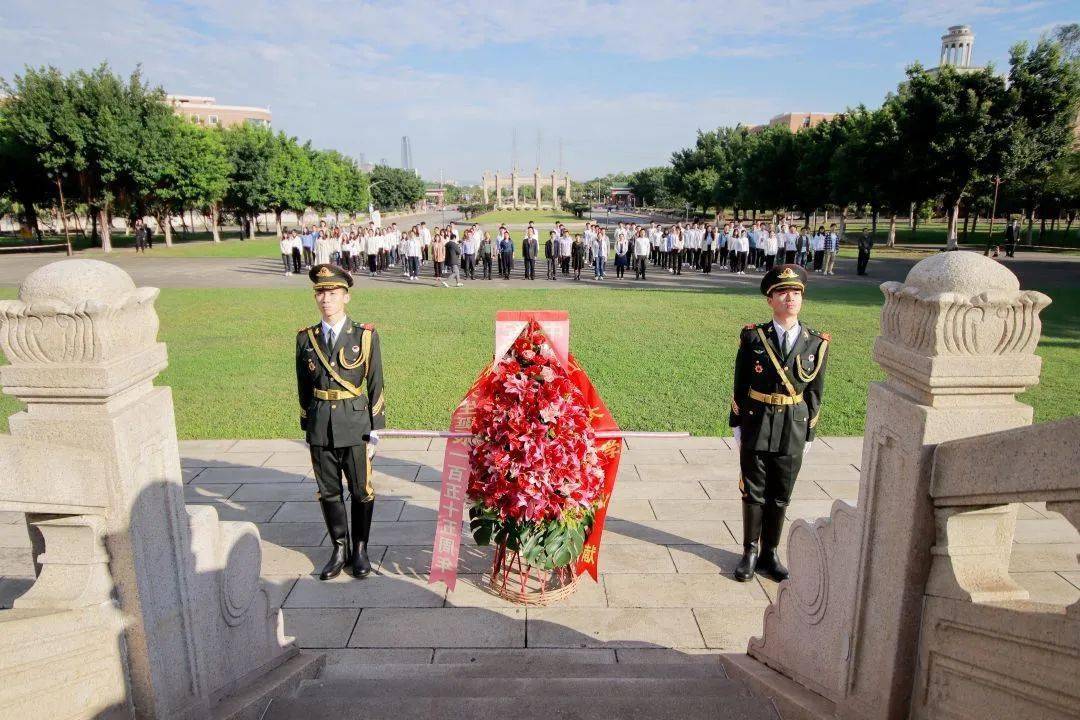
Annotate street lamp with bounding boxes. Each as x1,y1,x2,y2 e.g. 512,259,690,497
47,169,72,256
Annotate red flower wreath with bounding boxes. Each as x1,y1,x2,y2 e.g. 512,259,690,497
467,321,605,526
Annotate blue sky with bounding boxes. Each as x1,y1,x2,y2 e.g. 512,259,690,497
2,0,1076,183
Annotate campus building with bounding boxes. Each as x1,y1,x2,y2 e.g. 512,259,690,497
167,94,272,128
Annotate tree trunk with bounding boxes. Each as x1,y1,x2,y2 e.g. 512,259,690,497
1039,214,1046,244
275,210,283,239
210,203,222,242
909,203,915,230
97,205,112,252
971,213,979,239
887,214,897,247
1065,211,1075,237
180,211,189,238
839,208,847,240
18,200,39,236
946,201,960,250
163,215,173,247
962,210,970,242
248,214,256,240
1025,207,1034,245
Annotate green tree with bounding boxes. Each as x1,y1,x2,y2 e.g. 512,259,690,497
1004,39,1080,244
891,64,1010,248
2,63,170,251
629,166,672,207
135,114,230,245
222,123,274,238
369,165,424,211
740,125,797,217
266,133,312,236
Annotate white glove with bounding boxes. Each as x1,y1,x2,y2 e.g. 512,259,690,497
733,427,742,448
804,441,812,455
367,430,380,446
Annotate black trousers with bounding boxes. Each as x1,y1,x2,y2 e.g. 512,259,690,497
463,254,475,279
546,257,557,279
523,257,535,279
500,253,513,278
482,255,493,279
857,249,870,275
635,256,647,279
739,447,802,509
291,248,302,273
310,442,374,504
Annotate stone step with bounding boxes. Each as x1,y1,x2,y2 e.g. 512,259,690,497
295,676,749,700
319,660,728,681
264,692,779,720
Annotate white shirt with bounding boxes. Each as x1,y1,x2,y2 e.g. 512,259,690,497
321,316,348,347
634,235,649,255
772,320,802,355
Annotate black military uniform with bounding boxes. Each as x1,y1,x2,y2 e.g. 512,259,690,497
297,264,386,580
729,264,829,583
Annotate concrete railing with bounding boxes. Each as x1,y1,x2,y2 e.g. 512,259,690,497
0,260,317,719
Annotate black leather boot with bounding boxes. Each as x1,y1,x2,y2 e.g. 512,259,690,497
350,498,374,578
756,504,790,582
318,500,350,580
733,502,763,582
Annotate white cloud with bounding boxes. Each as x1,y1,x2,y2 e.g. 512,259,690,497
0,0,1054,178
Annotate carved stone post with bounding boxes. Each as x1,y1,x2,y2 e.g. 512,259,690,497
0,260,302,719
511,172,520,209
482,171,490,205
534,170,541,210
494,173,502,209
564,176,572,203
745,252,1051,720
551,172,559,207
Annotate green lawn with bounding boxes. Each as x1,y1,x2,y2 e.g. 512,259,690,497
1,284,1076,439
469,210,581,226
839,219,1080,249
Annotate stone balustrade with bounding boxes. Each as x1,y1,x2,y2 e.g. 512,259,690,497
0,259,318,720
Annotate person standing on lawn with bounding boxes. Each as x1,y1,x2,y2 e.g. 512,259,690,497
728,264,829,584
296,264,386,581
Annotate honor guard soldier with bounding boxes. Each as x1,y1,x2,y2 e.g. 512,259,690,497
729,264,829,583
296,264,386,580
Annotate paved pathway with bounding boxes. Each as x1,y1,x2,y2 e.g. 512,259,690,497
5,435,1074,663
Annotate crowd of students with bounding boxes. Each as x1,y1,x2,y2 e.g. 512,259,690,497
278,218,847,285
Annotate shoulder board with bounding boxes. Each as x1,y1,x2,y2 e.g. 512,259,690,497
743,323,756,330
819,332,831,342
361,322,375,331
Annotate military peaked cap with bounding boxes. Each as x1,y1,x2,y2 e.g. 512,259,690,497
309,264,353,290
761,264,807,296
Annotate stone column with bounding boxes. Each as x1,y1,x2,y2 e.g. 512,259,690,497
564,176,572,203
0,260,304,719
745,252,1051,720
551,172,559,207
511,172,520,210
494,173,502,209
482,172,490,205
534,170,542,210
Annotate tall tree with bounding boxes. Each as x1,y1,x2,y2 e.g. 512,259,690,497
891,63,1009,248
369,165,425,211
221,123,273,238
1004,39,1080,244
629,166,672,207
266,133,311,236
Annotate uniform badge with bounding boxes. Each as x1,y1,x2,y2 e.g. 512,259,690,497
352,345,360,353
808,354,815,362
308,360,316,372
754,362,764,374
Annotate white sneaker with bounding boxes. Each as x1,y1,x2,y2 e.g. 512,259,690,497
441,281,449,287
456,283,463,287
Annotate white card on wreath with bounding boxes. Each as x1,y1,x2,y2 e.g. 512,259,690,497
494,311,570,368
